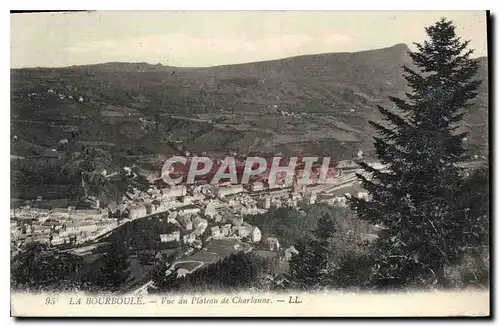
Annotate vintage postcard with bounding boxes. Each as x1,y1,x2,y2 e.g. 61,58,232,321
10,11,490,317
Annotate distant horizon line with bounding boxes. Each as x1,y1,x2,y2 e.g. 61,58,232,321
11,42,488,70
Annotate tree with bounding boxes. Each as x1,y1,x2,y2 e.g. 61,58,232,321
314,212,337,266
288,212,337,289
93,237,131,292
150,253,177,291
288,235,323,289
349,18,483,288
62,146,114,200
152,252,272,293
244,204,338,249
457,165,489,240
62,147,149,206
11,242,83,292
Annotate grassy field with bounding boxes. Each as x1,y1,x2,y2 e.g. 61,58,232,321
172,261,204,272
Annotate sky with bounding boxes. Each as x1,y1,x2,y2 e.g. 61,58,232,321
10,11,488,68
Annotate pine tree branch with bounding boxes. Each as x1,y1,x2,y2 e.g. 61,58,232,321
377,105,414,131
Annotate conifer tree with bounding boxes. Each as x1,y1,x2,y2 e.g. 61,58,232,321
289,213,337,289
11,243,83,292
288,235,324,289
313,212,337,271
349,18,482,287
97,237,131,292
150,253,177,291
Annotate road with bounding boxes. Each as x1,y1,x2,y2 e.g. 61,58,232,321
131,280,154,295
130,260,205,295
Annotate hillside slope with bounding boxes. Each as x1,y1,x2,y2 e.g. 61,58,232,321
11,44,488,168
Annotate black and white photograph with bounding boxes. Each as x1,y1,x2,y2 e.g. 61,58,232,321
9,10,490,317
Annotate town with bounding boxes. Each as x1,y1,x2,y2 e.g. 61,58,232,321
10,156,374,291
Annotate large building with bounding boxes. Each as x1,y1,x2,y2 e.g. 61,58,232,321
213,185,244,197
161,185,187,199
160,231,180,243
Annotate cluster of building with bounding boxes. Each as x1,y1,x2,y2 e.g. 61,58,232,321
47,88,84,102
156,210,208,249
144,166,372,253
148,186,265,250
277,109,314,119
10,206,118,248
11,156,380,259
262,104,315,119
24,88,85,103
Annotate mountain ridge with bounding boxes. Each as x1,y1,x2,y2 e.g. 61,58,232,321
12,43,488,72
13,43,415,71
